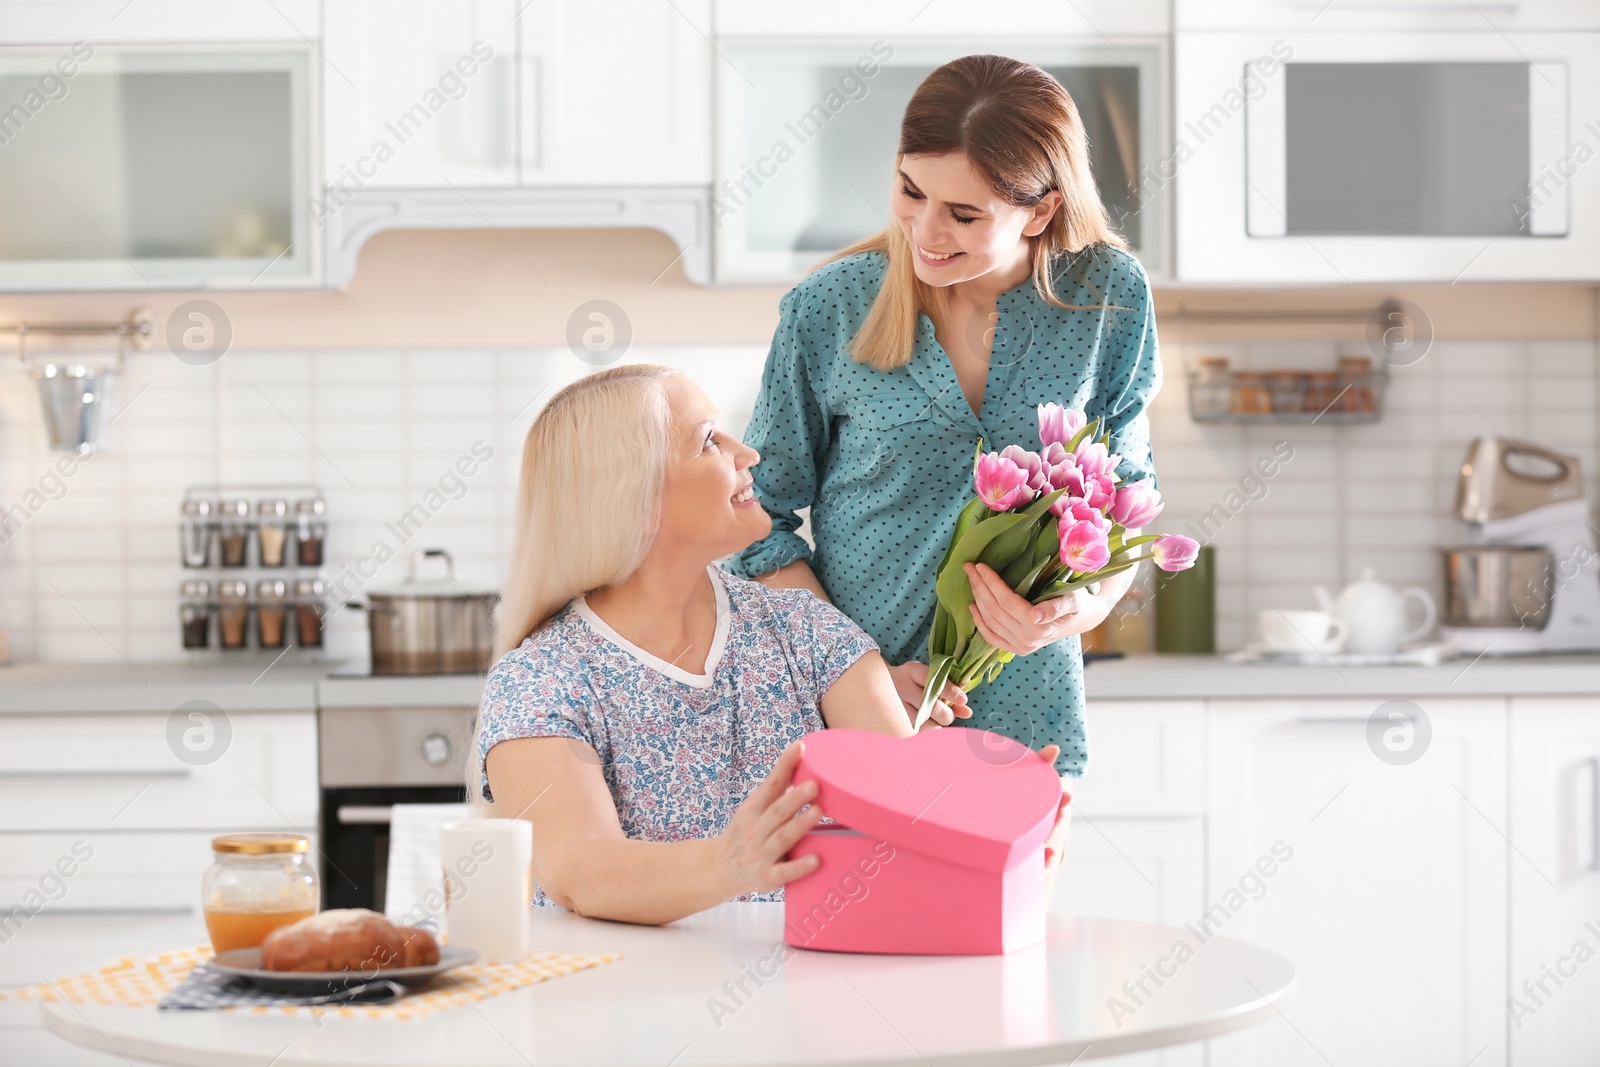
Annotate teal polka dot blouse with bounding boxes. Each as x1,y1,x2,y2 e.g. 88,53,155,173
723,245,1163,777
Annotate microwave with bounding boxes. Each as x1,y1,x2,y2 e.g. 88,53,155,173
1175,31,1600,282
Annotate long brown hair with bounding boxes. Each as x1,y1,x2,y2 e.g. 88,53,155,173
831,54,1128,370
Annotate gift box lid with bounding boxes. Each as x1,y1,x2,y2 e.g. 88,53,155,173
792,728,1062,875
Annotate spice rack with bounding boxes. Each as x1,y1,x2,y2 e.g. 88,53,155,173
1187,356,1388,425
178,483,330,657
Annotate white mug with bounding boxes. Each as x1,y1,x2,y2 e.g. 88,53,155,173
1259,609,1348,655
439,819,532,963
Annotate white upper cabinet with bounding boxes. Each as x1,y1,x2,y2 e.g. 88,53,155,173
0,45,320,289
714,0,1169,37
322,0,519,190
1176,0,1600,32
712,37,1168,284
0,1,322,44
516,0,711,186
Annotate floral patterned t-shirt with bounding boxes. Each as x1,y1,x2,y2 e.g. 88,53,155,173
476,564,879,905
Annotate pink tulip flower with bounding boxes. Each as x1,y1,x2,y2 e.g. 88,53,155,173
1064,498,1112,532
999,445,1049,494
1074,440,1117,479
1038,403,1087,450
1059,519,1112,573
974,452,1034,511
1110,481,1165,528
1083,472,1116,511
1151,535,1201,572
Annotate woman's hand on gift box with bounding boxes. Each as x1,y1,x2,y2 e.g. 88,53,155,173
711,741,828,896
888,659,973,730
964,562,1117,655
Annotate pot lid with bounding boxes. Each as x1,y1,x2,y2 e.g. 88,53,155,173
792,728,1062,874
365,547,498,598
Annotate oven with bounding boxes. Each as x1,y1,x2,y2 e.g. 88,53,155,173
317,705,474,912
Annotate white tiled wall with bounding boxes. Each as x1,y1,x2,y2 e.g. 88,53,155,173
1149,338,1600,650
1,337,1596,663
0,345,766,665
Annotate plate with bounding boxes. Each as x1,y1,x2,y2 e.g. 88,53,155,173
210,944,478,995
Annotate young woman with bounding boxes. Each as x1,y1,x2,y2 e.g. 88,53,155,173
726,56,1161,843
471,364,1064,926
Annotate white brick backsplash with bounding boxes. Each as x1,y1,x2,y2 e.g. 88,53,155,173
2,338,1598,660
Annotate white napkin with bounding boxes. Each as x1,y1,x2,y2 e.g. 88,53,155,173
384,803,472,933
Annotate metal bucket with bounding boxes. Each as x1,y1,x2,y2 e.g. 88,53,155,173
34,363,117,455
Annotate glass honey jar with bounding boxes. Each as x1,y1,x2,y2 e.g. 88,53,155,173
202,833,319,954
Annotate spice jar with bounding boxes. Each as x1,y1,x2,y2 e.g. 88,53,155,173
1338,355,1375,414
1191,357,1232,418
179,499,215,568
256,499,289,568
1231,372,1272,415
1268,372,1306,414
217,580,250,650
293,578,326,648
1303,372,1339,414
217,499,252,568
294,498,326,567
202,833,319,954
179,580,213,650
255,580,288,648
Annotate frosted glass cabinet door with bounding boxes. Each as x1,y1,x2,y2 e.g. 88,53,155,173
0,47,318,289
713,39,1167,283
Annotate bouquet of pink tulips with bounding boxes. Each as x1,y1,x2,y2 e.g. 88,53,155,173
914,404,1200,729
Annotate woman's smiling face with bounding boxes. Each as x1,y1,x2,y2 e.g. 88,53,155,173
657,375,769,560
892,152,1063,288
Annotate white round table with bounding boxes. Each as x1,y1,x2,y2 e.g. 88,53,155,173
43,904,1294,1066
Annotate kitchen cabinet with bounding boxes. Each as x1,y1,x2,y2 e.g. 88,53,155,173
714,0,1169,37
0,45,320,289
1508,697,1600,1067
322,0,518,190
1203,698,1508,1067
0,0,322,45
515,0,711,186
712,37,1167,283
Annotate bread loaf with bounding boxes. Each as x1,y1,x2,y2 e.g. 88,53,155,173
259,909,439,972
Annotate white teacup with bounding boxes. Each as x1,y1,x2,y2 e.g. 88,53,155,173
1259,609,1348,655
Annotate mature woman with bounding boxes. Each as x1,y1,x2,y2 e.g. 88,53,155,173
471,364,1064,925
727,55,1161,796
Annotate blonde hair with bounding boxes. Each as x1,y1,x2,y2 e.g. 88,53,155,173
830,55,1130,371
467,363,679,812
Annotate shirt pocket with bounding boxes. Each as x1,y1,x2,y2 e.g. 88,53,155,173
826,391,944,500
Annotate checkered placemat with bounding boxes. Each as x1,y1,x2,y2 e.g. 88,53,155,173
0,945,621,1021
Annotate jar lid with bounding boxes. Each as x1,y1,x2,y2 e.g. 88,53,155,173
294,498,325,517
293,578,326,597
181,499,214,518
255,579,288,599
257,499,289,518
218,499,251,519
179,580,212,598
1198,357,1230,369
212,832,309,855
217,580,250,599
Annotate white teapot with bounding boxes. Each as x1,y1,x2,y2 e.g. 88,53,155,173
1315,568,1437,655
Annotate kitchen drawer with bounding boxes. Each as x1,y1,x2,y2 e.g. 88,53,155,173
1075,701,1204,816
319,706,478,788
0,712,317,831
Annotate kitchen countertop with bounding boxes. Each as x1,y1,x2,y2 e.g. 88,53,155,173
41,903,1294,1066
1085,653,1600,700
3,653,1598,713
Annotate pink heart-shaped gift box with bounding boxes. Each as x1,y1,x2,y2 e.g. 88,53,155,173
782,727,1066,955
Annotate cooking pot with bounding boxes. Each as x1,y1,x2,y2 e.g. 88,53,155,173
1439,545,1552,630
351,548,498,675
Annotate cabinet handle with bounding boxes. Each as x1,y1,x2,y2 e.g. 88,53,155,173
337,804,393,825
0,768,192,779
1589,757,1600,873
